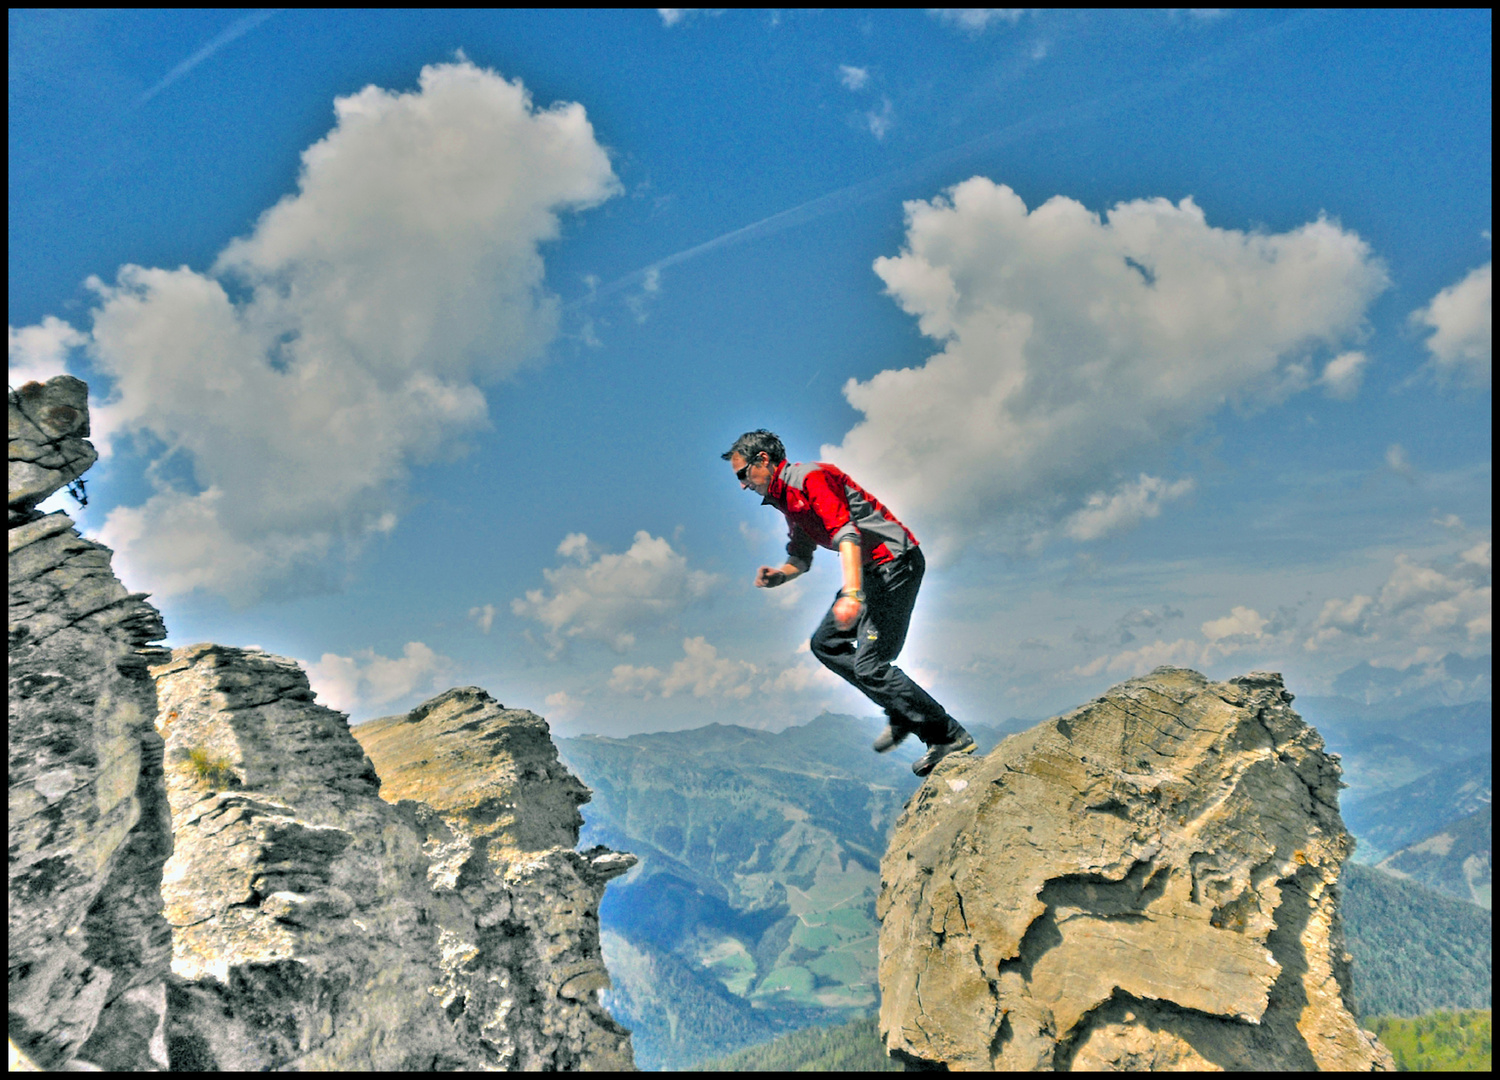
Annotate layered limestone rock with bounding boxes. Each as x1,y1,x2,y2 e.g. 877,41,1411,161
154,644,478,1070
353,687,637,1071
878,667,1393,1071
9,377,175,1070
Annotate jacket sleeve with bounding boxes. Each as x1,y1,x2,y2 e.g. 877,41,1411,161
785,524,815,573
803,468,860,549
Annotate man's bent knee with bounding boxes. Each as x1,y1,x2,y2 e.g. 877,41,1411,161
810,627,848,666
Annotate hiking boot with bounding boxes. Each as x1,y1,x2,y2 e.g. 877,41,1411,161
912,728,976,777
872,724,911,753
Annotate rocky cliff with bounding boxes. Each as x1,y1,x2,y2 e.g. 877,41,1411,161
352,688,637,1070
878,667,1394,1071
8,376,635,1070
155,651,636,1071
9,376,175,1070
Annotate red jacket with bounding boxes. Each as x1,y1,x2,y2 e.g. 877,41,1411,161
764,460,918,571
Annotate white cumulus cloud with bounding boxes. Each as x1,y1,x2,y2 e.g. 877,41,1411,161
823,179,1389,552
1385,443,1416,479
512,531,719,655
658,9,723,27
864,96,895,141
1075,604,1274,681
1413,262,1491,385
1305,542,1491,654
609,636,757,700
20,60,618,606
1318,350,1368,399
469,603,497,634
1073,637,1205,679
1201,605,1268,642
659,636,758,699
1065,474,1195,541
609,637,840,704
307,641,455,719
8,317,87,391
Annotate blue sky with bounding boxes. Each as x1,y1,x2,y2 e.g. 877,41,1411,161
10,9,1491,735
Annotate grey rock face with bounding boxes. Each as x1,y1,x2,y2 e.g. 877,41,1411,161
154,656,634,1071
878,667,1394,1071
153,644,473,1070
8,378,174,1070
353,687,638,1070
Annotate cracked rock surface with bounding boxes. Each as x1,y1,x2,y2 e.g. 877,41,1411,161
877,666,1394,1071
353,687,637,1071
8,377,174,1071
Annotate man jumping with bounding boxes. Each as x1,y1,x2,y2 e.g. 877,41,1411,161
723,429,974,777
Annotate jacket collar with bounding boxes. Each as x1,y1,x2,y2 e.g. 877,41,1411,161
762,459,790,506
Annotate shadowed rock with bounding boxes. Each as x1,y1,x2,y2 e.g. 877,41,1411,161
878,667,1394,1071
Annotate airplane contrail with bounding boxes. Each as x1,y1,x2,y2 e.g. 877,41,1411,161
138,9,282,106
575,10,1316,309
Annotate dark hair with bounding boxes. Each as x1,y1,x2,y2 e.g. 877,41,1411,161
722,429,786,465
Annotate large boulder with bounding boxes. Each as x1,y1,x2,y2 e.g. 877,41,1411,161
8,377,175,1070
353,687,637,1070
878,667,1394,1071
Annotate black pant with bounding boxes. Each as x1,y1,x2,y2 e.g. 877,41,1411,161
809,548,958,745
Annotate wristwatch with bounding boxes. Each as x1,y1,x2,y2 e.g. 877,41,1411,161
840,588,866,602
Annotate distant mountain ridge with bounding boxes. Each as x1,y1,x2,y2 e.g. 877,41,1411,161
1376,807,1492,910
1342,753,1491,864
1298,698,1490,806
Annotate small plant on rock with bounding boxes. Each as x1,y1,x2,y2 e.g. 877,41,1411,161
186,746,237,789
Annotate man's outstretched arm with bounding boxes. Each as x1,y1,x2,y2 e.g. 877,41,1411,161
755,562,804,588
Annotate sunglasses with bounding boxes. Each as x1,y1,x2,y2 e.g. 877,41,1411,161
736,454,764,483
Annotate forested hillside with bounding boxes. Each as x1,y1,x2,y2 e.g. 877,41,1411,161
696,1015,900,1071
1342,862,1492,1018
699,1010,1494,1072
